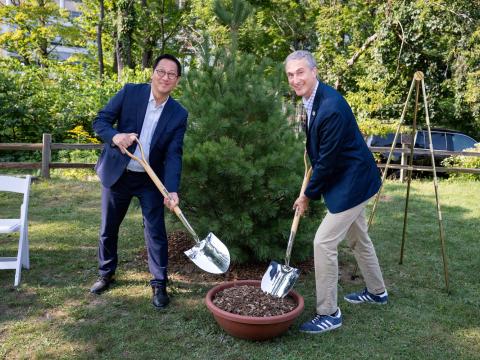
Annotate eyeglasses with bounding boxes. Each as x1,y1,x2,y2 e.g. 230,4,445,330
155,69,178,80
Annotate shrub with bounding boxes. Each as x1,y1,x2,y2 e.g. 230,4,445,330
180,47,324,264
442,143,480,181
51,126,100,180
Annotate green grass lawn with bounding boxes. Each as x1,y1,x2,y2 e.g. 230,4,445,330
1,177,479,359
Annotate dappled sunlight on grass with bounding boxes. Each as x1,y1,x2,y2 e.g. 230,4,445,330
1,306,98,358
104,285,153,302
454,327,480,353
1,179,480,359
182,297,204,309
458,209,480,221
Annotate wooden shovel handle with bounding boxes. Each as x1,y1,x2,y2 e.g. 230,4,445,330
290,151,312,233
123,138,202,242
123,139,186,226
284,150,312,266
123,139,172,199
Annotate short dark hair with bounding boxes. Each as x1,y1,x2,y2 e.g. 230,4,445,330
152,54,182,77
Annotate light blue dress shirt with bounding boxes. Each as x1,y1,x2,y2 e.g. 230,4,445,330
127,92,168,172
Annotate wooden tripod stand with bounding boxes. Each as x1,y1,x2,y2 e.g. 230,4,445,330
354,71,449,292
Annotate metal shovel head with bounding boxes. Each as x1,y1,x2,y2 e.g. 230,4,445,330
184,232,230,274
261,260,301,298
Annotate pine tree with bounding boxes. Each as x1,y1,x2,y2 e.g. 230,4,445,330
180,0,323,264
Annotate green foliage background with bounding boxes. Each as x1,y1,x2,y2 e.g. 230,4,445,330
1,0,479,143
0,0,479,261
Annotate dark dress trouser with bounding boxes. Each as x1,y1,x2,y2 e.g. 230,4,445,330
98,171,168,286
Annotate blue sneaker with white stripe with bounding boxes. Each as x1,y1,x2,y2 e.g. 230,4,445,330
299,309,342,334
344,288,388,305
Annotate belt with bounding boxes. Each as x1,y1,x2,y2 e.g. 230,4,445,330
124,169,146,175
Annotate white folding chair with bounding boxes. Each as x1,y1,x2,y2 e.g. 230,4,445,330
0,175,31,286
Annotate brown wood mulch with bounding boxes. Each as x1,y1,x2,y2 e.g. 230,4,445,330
136,230,361,285
212,285,297,317
163,230,315,282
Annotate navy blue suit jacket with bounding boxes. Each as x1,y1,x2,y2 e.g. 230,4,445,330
304,82,380,213
93,83,188,191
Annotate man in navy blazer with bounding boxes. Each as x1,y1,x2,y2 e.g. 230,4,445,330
285,50,387,334
90,54,188,309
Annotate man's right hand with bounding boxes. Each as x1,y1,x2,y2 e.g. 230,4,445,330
293,194,310,217
112,133,138,154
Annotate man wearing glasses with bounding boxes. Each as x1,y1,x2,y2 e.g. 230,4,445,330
90,54,188,309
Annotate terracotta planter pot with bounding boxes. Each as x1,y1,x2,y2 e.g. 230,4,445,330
205,280,304,341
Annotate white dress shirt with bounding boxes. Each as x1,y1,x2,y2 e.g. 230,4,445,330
127,92,168,172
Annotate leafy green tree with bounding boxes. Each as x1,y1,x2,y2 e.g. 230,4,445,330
311,0,480,139
241,0,319,61
136,0,188,68
187,0,319,63
0,0,80,65
375,0,480,137
0,61,35,142
77,0,190,79
76,0,116,75
2,0,479,161
0,57,151,146
180,0,323,264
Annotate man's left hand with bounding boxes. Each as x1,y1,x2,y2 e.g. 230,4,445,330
164,192,179,211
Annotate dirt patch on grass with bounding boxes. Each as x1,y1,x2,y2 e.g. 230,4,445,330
85,296,108,309
0,288,39,317
380,194,393,202
0,326,7,343
338,258,366,285
0,303,11,318
40,309,68,321
133,230,360,285
134,230,317,283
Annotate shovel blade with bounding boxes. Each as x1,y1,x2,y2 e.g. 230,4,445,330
184,232,230,274
261,260,300,298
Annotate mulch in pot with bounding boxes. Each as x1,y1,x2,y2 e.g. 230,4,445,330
212,285,297,317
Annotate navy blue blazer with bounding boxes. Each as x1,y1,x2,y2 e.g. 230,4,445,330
93,83,188,191
304,82,380,213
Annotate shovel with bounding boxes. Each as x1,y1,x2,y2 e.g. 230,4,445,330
261,151,312,297
124,138,230,274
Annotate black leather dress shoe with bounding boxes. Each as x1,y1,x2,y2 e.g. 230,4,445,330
90,275,115,294
152,286,170,309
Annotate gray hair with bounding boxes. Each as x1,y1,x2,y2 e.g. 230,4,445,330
285,50,317,69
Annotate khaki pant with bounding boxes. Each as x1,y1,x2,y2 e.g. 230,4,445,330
314,200,385,315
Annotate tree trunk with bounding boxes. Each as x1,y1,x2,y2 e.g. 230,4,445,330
140,0,152,69
38,0,49,65
142,45,153,69
113,46,118,79
97,0,105,77
116,0,136,75
116,37,123,81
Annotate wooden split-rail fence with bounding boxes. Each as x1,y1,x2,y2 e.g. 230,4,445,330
1,133,479,179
